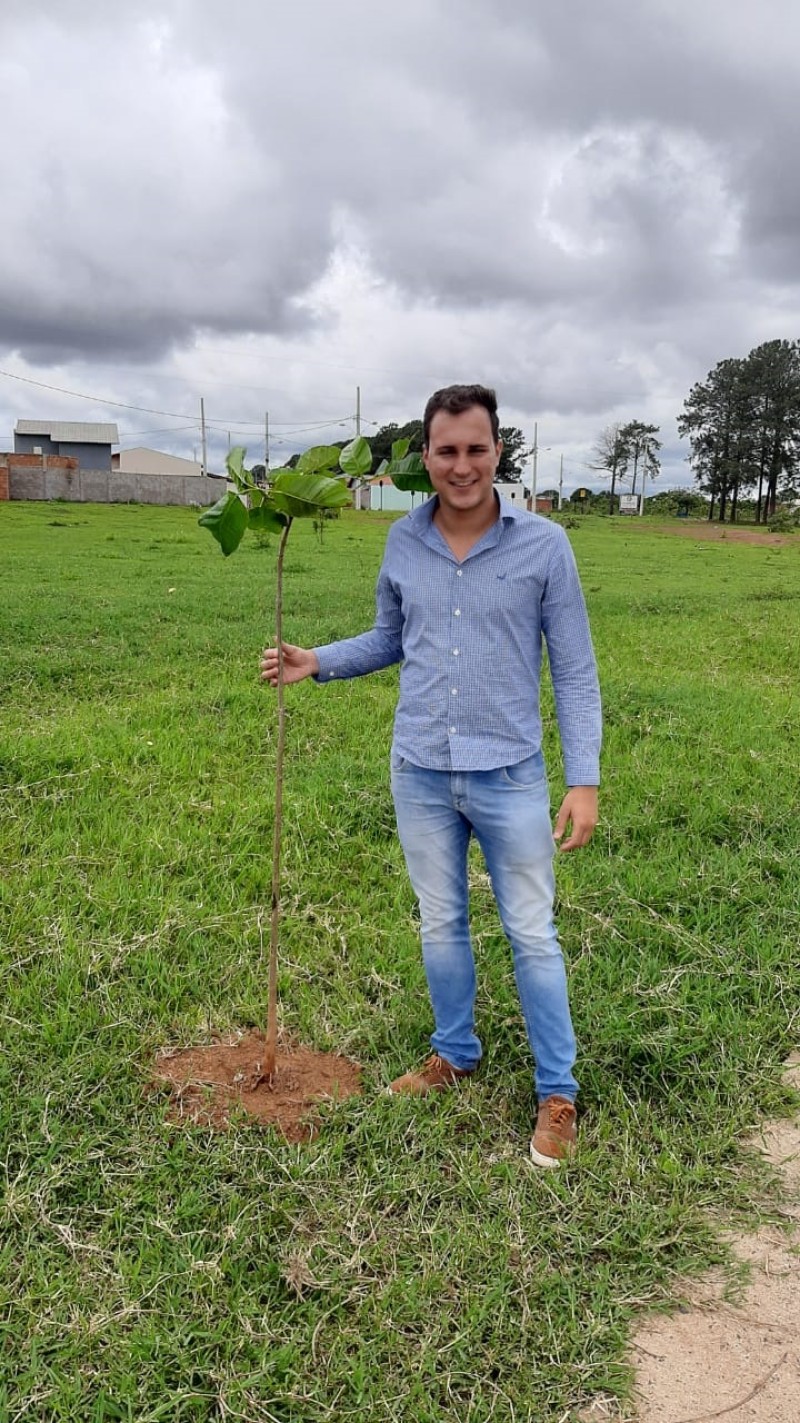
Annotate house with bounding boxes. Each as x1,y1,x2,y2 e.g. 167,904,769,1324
494,482,530,506
14,420,119,472
365,479,533,514
3,427,221,506
112,447,208,478
366,478,433,513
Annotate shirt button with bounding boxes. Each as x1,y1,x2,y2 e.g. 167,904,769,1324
451,688,458,695
452,648,459,656
456,570,463,577
454,609,461,617
450,726,456,734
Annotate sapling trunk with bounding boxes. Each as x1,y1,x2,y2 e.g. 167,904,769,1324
265,516,293,1081
198,440,374,1085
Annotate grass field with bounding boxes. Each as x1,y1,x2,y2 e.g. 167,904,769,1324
2,501,799,1422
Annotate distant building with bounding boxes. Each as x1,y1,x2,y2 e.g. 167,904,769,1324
112,447,208,478
494,482,530,506
364,479,534,513
14,420,119,472
366,479,433,512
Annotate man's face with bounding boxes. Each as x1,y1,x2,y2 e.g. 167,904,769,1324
423,405,502,516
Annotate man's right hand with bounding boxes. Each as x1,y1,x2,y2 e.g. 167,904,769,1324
260,643,320,687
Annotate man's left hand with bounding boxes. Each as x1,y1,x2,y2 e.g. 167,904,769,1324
553,786,598,852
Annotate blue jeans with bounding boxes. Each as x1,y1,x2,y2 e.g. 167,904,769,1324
390,751,578,1102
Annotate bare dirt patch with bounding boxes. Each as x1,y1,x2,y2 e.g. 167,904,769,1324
629,521,798,548
581,1055,800,1422
152,1030,362,1141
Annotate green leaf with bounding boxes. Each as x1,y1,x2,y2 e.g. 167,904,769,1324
295,444,343,474
198,492,249,556
226,446,250,492
339,435,372,478
386,452,434,493
375,458,389,479
390,438,410,462
269,470,352,518
248,503,288,535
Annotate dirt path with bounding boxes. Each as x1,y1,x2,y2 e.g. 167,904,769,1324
582,1055,800,1422
628,521,799,547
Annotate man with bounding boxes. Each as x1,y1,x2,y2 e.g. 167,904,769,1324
260,384,601,1166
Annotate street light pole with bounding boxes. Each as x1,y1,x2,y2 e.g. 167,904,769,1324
558,453,564,510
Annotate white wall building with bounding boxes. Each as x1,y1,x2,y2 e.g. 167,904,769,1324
367,479,529,513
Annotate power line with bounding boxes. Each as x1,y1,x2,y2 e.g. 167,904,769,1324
121,423,199,439
0,367,353,432
0,366,208,421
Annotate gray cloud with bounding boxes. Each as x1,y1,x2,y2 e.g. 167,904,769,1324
2,0,800,488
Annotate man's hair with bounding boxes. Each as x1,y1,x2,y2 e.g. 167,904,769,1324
422,384,500,447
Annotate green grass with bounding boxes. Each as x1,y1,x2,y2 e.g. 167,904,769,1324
1,502,799,1421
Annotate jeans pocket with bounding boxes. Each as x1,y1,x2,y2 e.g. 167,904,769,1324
500,752,546,788
390,750,408,773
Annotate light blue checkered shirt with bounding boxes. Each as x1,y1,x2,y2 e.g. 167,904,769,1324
314,496,601,784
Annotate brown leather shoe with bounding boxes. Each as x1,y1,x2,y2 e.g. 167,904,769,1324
530,1095,577,1168
389,1053,475,1095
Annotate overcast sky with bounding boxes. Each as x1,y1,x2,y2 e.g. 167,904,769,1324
2,0,800,491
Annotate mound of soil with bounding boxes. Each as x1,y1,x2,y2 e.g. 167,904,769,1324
152,1030,362,1141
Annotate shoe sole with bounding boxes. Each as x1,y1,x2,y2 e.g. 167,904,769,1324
529,1142,571,1168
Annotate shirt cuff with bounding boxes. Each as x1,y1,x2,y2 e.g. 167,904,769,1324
563,756,600,787
313,646,339,682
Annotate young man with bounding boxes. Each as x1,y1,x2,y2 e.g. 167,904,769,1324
261,385,601,1166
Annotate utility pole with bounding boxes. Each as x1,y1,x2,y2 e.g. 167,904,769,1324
354,385,362,510
200,398,208,478
558,453,564,510
531,421,538,512
639,451,647,516
264,412,270,474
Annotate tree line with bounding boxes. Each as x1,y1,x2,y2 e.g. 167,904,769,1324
254,420,532,486
367,420,531,483
257,339,800,524
678,339,800,523
592,338,800,524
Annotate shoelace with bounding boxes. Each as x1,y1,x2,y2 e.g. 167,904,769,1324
548,1102,574,1127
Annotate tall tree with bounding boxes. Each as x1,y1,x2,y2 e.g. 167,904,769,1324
617,421,661,500
679,341,800,523
746,340,800,521
369,421,423,475
590,423,629,510
495,426,530,483
679,359,756,522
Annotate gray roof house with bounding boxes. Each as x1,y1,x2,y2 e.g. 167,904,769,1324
14,420,119,471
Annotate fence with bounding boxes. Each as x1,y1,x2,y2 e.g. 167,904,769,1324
1,454,221,507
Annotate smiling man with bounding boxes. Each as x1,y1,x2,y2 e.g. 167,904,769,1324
261,384,602,1166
